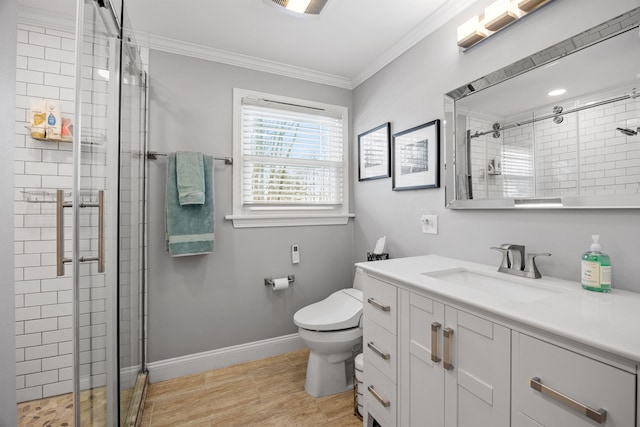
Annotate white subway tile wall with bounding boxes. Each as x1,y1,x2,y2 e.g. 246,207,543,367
14,21,112,402
466,91,640,200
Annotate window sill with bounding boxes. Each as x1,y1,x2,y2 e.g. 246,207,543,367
224,213,355,228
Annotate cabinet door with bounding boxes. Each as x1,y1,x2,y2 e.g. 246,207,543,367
512,332,636,427
444,308,511,427
401,290,445,427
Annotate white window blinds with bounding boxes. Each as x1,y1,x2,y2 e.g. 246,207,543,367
240,98,345,207
502,144,535,198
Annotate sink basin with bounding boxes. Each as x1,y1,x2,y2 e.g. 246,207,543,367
423,267,565,303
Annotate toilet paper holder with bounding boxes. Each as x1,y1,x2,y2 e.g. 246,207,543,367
264,275,295,286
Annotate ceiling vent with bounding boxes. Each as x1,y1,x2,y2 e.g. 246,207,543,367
269,0,330,15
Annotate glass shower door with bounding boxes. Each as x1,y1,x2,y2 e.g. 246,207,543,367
72,0,120,424
118,38,147,425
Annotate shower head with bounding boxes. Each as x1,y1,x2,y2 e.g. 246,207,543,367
617,127,639,136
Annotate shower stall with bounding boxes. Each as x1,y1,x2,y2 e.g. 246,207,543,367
14,0,148,425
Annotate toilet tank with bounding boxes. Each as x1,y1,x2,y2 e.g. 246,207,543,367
353,267,365,291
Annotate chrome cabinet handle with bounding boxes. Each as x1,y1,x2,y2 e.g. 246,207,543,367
431,322,441,363
55,189,105,276
368,385,391,408
367,342,390,360
443,327,454,370
367,297,390,312
530,377,607,424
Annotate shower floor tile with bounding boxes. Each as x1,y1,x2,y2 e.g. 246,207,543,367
17,386,112,426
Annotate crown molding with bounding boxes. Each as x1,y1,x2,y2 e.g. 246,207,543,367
136,31,353,90
17,6,75,33
351,0,478,88
17,1,476,91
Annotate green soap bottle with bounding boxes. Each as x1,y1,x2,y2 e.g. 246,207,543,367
581,235,611,293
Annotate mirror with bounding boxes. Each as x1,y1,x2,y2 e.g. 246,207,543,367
445,8,640,209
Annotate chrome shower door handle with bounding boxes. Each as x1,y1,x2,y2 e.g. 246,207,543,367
56,190,72,276
431,322,441,363
443,327,454,371
97,190,104,273
55,190,105,276
56,189,65,276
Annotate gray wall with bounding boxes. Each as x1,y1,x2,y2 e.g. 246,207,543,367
1,0,17,423
353,0,640,292
147,51,354,361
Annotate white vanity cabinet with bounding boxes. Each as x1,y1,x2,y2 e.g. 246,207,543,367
363,275,398,427
359,258,638,427
399,290,510,427
362,273,510,427
512,332,636,427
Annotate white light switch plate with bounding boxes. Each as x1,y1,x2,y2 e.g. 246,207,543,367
421,214,438,234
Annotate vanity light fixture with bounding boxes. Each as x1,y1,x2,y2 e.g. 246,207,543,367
548,89,566,97
457,0,553,50
457,16,487,49
484,0,520,32
268,0,329,15
517,0,550,12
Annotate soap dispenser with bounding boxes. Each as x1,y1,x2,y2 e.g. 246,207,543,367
581,235,611,293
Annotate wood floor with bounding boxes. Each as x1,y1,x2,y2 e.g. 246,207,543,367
141,348,363,427
18,348,363,426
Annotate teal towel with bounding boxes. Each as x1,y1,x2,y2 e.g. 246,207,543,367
176,151,205,205
165,153,214,257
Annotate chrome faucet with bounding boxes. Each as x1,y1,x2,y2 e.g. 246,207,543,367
490,244,551,279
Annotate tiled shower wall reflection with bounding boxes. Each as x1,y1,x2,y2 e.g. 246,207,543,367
14,20,111,402
467,91,640,199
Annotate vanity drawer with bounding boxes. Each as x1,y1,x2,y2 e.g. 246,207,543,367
365,363,397,427
364,276,397,334
364,316,397,383
512,332,636,427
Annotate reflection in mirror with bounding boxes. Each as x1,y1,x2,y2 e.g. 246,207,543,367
445,8,640,209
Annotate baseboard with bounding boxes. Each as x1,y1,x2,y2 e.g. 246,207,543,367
147,333,305,383
120,365,142,390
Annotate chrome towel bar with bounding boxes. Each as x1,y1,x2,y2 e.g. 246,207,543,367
146,151,233,165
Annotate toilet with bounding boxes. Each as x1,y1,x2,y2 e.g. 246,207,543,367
294,269,364,398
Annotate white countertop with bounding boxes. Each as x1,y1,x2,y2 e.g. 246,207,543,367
355,255,640,365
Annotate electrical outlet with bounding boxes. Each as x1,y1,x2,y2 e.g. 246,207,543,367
421,214,438,235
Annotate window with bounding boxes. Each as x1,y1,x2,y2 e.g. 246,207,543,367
227,89,352,228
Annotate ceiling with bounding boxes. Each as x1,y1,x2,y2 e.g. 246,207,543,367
123,0,474,88
17,0,473,88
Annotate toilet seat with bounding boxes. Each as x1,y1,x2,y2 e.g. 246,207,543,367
294,289,363,331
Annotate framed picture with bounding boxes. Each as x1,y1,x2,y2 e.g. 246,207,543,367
392,119,440,190
358,122,391,181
